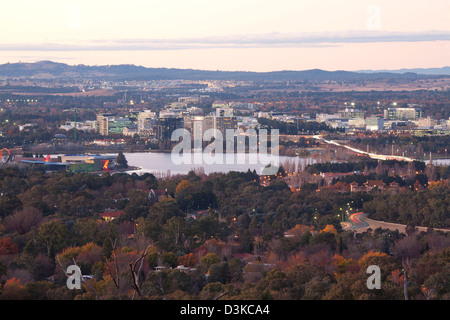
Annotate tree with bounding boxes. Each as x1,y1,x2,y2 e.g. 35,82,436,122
178,253,199,268
199,282,226,300
175,180,192,195
0,278,30,300
148,197,184,225
73,218,108,246
36,220,72,257
0,237,19,255
320,224,338,236
310,232,336,250
163,216,188,246
0,262,6,276
208,262,231,284
228,258,244,283
147,252,160,270
129,244,155,299
201,252,220,269
141,217,163,243
302,275,333,300
5,207,43,235
0,194,23,218
392,236,422,300
123,189,150,220
161,252,178,268
25,281,57,300
115,151,128,169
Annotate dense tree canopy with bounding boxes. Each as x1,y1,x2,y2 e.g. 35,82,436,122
0,164,448,300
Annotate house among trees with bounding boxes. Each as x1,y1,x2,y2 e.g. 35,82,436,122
148,188,169,204
175,265,197,273
350,182,366,192
320,172,354,186
350,180,401,193
99,210,124,222
388,181,401,193
365,180,387,191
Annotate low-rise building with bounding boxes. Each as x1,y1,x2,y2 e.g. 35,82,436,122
99,210,124,222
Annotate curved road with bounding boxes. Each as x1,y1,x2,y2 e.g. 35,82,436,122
342,212,369,231
312,135,415,162
311,135,449,233
343,212,450,233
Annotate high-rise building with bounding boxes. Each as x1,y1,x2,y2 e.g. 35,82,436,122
137,110,157,135
108,118,134,135
416,116,437,128
384,107,422,121
338,108,365,120
184,114,237,139
215,116,238,136
184,116,214,138
365,116,384,131
216,107,234,117
156,117,184,141
96,113,134,136
96,113,116,136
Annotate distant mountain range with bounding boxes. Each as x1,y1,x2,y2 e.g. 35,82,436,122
0,60,449,81
357,66,450,75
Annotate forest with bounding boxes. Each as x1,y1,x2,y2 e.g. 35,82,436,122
0,163,449,300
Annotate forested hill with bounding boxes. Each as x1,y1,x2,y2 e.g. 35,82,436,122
0,60,448,81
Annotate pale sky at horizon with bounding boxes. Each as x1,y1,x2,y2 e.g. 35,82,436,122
1,0,450,71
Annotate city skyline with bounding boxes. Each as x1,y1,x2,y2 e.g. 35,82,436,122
1,0,450,72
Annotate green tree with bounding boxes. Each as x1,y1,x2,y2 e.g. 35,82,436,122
201,252,221,269
161,252,178,268
194,214,228,242
36,220,72,257
199,282,226,300
73,218,107,246
208,262,231,284
147,252,160,270
310,231,336,250
0,194,23,218
163,216,189,246
148,198,184,225
123,189,150,220
115,151,128,169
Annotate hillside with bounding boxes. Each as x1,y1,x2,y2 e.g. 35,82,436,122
0,61,449,81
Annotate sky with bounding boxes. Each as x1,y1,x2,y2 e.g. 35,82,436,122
1,0,450,71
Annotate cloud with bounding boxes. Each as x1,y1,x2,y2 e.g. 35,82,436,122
1,30,450,51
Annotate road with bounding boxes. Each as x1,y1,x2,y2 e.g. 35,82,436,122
341,212,369,231
343,212,450,233
312,135,415,162
310,135,450,233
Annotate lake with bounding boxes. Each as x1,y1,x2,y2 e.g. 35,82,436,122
105,152,450,177
117,152,318,177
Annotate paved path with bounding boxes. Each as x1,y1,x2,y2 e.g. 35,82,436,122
342,212,450,233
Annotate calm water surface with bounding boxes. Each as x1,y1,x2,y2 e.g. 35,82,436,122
102,152,449,177
117,152,317,176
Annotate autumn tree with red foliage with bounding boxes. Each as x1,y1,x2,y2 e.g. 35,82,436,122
0,278,29,300
0,237,19,255
178,252,199,268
